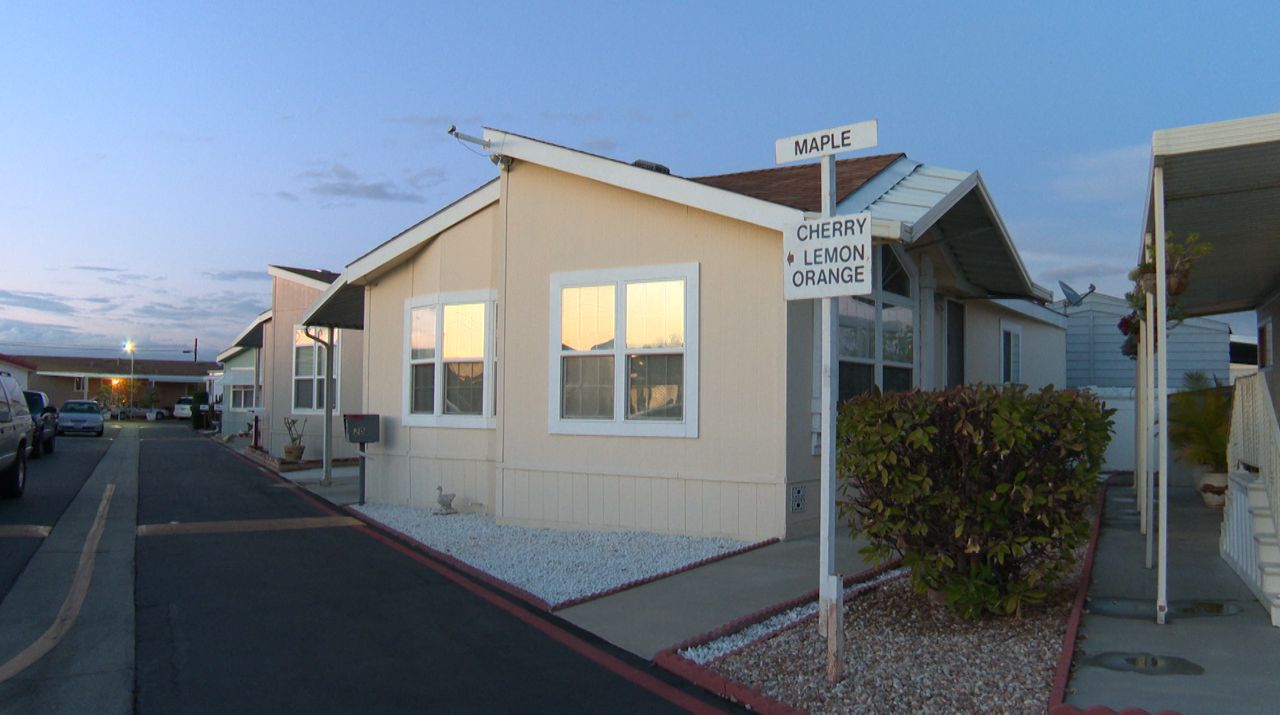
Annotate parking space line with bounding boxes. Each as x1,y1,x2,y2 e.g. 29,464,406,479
0,525,52,538
136,515,362,537
0,484,115,685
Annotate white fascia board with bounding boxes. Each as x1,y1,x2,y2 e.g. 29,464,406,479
344,180,500,284
229,309,272,347
483,128,806,232
989,298,1068,329
1153,111,1280,158
267,266,333,291
216,346,245,364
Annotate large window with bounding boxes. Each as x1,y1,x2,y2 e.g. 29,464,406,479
403,291,495,428
837,245,915,400
1001,321,1022,384
230,385,257,410
292,327,336,412
549,264,699,438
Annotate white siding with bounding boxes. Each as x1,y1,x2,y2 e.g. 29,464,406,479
1064,294,1229,389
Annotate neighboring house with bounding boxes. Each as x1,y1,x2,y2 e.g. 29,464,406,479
304,128,1060,541
216,310,270,436
1133,111,1280,625
1060,292,1230,471
261,266,363,462
19,355,216,409
0,354,37,388
1062,292,1229,389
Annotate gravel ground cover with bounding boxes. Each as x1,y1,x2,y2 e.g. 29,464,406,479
712,561,1082,714
354,505,749,607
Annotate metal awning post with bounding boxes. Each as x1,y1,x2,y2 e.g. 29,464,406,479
305,327,335,487
1143,236,1157,569
1153,168,1170,624
1135,292,1147,537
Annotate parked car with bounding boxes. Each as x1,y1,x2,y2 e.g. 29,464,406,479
23,390,57,458
0,372,35,498
59,400,105,437
122,404,168,420
173,396,193,419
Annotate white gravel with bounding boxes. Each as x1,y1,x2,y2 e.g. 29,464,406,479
679,568,907,666
354,504,749,607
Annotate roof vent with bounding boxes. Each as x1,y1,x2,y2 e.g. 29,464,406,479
631,159,671,175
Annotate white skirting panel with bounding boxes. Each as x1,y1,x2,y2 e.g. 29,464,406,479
364,454,496,514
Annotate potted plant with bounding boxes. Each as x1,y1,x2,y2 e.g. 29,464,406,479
1168,372,1231,507
1128,232,1212,297
282,416,307,461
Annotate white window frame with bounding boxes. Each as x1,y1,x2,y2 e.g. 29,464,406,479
402,290,497,429
835,244,919,392
1000,320,1023,384
230,384,257,411
1260,318,1273,372
548,263,699,438
291,326,340,414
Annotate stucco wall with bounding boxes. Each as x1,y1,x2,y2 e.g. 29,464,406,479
266,276,363,460
964,300,1066,389
497,162,789,540
361,204,499,512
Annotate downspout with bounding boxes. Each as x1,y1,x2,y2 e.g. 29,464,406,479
305,326,335,486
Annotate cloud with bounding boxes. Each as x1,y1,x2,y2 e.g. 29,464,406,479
99,272,153,286
202,270,269,282
582,137,620,154
275,191,299,202
0,317,113,348
300,164,424,203
72,265,126,273
406,167,447,190
0,289,76,314
1050,144,1150,204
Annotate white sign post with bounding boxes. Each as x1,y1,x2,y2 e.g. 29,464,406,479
776,120,877,684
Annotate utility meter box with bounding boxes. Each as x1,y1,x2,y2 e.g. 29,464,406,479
343,414,380,444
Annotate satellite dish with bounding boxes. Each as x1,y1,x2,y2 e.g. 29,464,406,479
1059,281,1097,307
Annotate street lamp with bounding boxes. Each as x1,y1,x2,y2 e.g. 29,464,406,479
124,340,136,419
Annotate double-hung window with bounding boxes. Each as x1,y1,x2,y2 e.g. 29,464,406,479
403,291,496,428
549,263,699,438
1001,321,1022,384
230,385,256,410
293,327,336,412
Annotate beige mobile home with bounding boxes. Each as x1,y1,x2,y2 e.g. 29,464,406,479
262,265,364,462
304,130,1062,540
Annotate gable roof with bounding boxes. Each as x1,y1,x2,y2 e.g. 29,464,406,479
0,353,39,371
689,154,905,213
15,354,218,382
268,265,340,291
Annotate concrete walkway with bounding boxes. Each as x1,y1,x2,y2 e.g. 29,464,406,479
1067,483,1280,714
0,427,137,714
559,532,874,659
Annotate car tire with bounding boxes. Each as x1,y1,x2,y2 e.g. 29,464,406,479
30,435,43,459
95,428,104,437
1,447,26,498
44,435,55,454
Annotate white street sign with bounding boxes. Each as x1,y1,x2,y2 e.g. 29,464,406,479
783,213,872,301
775,120,878,164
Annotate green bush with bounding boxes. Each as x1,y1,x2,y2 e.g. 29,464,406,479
836,385,1114,619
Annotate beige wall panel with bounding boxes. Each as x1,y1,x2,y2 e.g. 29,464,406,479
651,479,669,532
635,480,653,531
668,480,686,533
573,473,590,524
1259,296,1279,409
964,301,1066,389
500,163,786,486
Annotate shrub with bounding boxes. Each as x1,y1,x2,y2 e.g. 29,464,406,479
836,385,1114,619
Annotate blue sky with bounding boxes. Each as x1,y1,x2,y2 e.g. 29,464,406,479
1,2,1275,358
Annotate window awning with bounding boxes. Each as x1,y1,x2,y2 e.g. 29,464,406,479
1141,112,1280,316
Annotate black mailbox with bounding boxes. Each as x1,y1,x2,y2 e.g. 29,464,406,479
343,414,380,444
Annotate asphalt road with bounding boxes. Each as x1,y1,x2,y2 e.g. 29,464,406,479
132,424,728,713
0,424,116,599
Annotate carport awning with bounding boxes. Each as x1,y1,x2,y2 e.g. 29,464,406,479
303,280,364,330
1144,112,1280,316
847,161,1049,301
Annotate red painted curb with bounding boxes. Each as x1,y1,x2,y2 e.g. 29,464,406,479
652,559,904,715
553,537,782,611
1047,481,1110,710
211,436,723,714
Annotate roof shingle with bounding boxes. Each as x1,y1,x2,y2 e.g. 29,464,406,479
689,153,905,213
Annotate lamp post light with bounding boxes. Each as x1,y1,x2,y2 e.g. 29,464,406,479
124,340,136,419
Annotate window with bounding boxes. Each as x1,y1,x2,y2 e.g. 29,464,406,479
549,264,699,438
836,245,916,401
292,327,336,412
230,385,257,410
1001,321,1022,384
403,291,496,428
1260,320,1272,370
